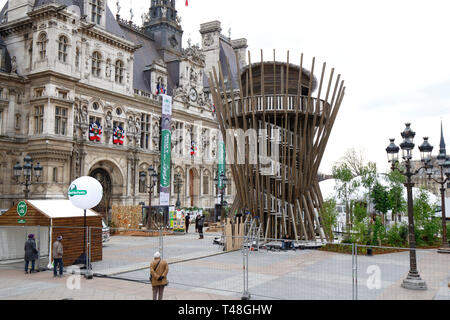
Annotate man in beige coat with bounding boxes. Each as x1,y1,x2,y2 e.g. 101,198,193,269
52,236,64,278
150,252,169,300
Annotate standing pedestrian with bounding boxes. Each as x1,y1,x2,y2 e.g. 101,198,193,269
150,252,169,300
24,234,38,274
198,214,205,239
52,235,64,278
195,214,200,233
185,213,190,234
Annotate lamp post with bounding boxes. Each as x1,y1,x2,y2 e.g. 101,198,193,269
140,165,159,230
386,123,430,290
174,173,183,209
13,155,43,200
214,172,229,221
422,128,450,254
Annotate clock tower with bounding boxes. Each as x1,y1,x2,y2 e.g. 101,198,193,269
145,0,184,62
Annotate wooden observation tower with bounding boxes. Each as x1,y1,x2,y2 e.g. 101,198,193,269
208,51,346,241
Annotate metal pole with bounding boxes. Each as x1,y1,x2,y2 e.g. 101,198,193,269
401,161,427,290
352,243,355,300
355,243,358,300
37,225,41,272
440,185,449,249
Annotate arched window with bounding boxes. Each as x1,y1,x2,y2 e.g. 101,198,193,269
37,33,47,60
115,60,124,84
58,36,68,63
92,51,102,77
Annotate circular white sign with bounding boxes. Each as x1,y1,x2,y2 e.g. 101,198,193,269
68,176,103,210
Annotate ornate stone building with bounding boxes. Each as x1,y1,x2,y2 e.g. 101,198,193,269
0,0,248,216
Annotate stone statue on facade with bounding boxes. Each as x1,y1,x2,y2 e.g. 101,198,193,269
11,56,17,74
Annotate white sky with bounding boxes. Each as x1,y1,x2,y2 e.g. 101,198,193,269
3,0,450,175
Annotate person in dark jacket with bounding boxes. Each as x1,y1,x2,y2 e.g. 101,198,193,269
198,214,205,239
24,234,38,274
185,213,190,234
195,214,200,233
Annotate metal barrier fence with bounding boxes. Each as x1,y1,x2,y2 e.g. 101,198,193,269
1,225,449,300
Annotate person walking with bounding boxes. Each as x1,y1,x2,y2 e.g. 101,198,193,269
198,214,205,239
185,213,190,234
150,252,169,300
24,234,38,274
52,236,64,278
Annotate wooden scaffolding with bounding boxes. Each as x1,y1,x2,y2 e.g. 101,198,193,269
208,50,346,242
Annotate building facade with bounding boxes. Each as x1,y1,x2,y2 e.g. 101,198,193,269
0,0,247,217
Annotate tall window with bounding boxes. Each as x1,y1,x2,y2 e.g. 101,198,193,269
115,60,124,84
203,175,209,195
37,33,47,60
91,0,102,24
58,36,68,63
53,167,58,183
0,109,3,134
141,114,151,150
139,171,146,193
55,106,68,135
34,106,44,134
92,51,102,77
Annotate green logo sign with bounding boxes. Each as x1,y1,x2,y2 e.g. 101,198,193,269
17,219,26,224
68,184,87,197
17,201,27,217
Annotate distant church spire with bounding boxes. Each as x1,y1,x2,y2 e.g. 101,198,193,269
440,121,446,155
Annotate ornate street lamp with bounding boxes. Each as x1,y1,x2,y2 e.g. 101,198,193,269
386,123,428,290
13,155,43,200
422,124,450,254
140,165,159,230
174,173,183,209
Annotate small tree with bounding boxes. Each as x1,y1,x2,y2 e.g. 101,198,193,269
387,169,406,223
372,216,386,246
413,188,440,246
333,162,359,230
360,162,378,214
320,199,339,241
370,182,391,222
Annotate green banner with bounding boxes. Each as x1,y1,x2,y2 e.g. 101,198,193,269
218,138,226,190
160,94,172,206
160,130,172,188
18,219,26,224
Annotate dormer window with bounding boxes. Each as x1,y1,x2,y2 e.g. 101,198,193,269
90,0,102,24
115,60,124,84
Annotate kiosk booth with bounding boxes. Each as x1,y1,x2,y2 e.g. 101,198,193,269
0,200,102,266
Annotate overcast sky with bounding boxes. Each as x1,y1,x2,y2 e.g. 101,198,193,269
2,0,450,175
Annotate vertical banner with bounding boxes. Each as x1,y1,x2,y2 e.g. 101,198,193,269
218,130,226,198
160,94,173,206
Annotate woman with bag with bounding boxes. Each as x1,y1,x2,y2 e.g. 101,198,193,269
24,234,38,274
150,252,169,300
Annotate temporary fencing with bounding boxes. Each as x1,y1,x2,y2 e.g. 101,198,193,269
1,225,449,300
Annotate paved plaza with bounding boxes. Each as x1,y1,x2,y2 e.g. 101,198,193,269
0,232,449,300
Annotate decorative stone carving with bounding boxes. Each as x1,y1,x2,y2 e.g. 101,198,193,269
203,34,214,47
182,45,206,66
